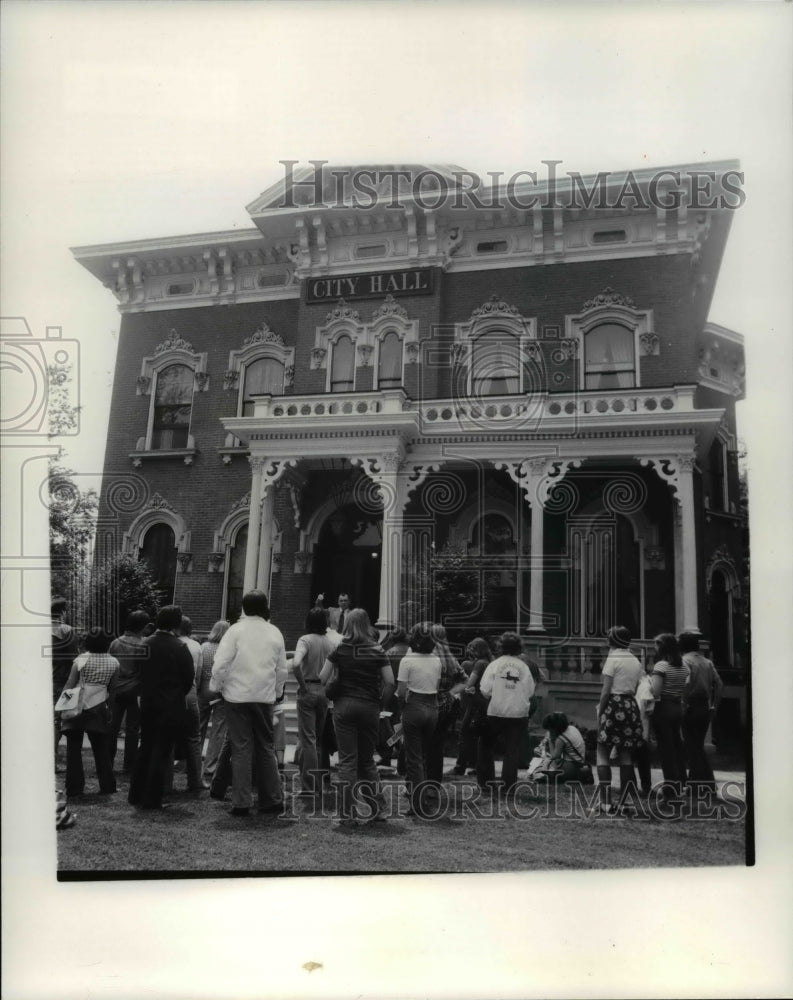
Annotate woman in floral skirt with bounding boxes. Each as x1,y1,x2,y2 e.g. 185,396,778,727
594,625,645,815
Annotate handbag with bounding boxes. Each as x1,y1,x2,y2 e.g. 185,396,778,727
55,685,84,719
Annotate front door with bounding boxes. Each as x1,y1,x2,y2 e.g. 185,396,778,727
311,502,382,624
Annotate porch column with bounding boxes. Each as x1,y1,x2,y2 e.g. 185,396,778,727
243,456,266,592
256,490,275,593
676,455,700,633
527,459,547,632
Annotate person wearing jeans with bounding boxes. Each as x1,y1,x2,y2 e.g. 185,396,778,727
291,607,341,797
651,632,690,798
209,590,288,817
477,632,535,796
320,609,394,825
397,623,442,817
679,631,723,792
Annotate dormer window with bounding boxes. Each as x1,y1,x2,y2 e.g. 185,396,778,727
584,322,636,389
330,335,355,392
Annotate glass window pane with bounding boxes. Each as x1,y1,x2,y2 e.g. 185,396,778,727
155,364,194,404
242,358,285,415
472,332,520,396
331,335,355,392
378,332,403,387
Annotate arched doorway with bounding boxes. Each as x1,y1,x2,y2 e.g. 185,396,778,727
139,523,177,606
709,569,731,668
225,523,248,624
310,502,381,623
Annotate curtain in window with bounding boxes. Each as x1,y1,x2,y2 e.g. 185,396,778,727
242,358,285,415
584,323,635,389
330,335,355,392
377,332,403,387
152,364,193,448
226,524,248,623
472,332,520,395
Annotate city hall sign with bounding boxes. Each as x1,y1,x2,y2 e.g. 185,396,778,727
305,267,434,304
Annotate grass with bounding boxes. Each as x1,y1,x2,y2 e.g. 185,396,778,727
56,751,748,876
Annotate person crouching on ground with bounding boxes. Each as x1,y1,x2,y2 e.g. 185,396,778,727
530,712,587,783
477,632,535,798
209,590,288,818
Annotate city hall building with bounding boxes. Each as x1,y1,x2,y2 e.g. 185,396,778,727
73,161,748,727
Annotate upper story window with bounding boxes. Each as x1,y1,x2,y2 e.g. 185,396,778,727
152,363,194,448
452,296,538,401
224,322,295,418
471,331,521,396
566,288,656,392
377,331,403,388
313,295,420,392
135,332,207,458
584,322,635,389
241,357,286,415
330,335,355,392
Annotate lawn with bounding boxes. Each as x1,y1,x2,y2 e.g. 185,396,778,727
57,753,748,876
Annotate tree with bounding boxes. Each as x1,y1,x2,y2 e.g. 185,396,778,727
400,541,481,644
49,463,98,625
89,553,160,634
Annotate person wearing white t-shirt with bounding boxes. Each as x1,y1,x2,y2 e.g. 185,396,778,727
477,632,535,796
594,625,645,815
397,623,443,817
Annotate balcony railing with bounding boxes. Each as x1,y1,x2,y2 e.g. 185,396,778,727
243,384,699,430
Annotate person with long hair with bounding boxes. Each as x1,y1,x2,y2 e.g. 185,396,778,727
198,620,230,781
426,624,468,785
320,608,394,825
60,626,119,797
651,632,690,797
378,627,409,768
594,626,645,815
448,636,493,777
397,623,442,817
291,606,341,798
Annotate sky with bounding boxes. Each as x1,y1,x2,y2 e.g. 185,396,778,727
2,2,792,998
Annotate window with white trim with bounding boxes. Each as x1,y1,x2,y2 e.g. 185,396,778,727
472,331,521,395
330,335,355,392
241,357,286,415
139,522,177,602
151,363,194,449
584,323,636,389
377,330,403,388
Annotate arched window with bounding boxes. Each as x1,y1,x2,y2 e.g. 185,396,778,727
152,363,194,449
472,331,520,396
225,523,248,623
584,323,635,389
241,357,285,415
330,335,355,392
139,523,177,603
377,331,403,388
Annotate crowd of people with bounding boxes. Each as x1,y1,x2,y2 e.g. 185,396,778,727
50,591,725,828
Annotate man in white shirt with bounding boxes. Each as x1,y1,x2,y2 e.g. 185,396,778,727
478,632,535,795
209,590,288,817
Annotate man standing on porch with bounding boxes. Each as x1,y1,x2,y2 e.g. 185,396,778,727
209,590,288,817
320,592,353,634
